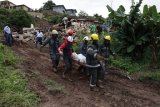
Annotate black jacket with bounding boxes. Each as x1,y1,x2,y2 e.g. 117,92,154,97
86,44,99,66
43,37,60,53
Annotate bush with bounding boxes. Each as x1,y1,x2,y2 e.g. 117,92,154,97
110,56,147,74
0,9,34,33
0,44,18,66
138,71,160,82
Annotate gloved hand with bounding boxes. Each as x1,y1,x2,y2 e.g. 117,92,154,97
59,51,63,56
96,54,106,61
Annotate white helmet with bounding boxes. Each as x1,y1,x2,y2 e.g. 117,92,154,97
52,30,58,35
67,36,73,42
83,36,89,41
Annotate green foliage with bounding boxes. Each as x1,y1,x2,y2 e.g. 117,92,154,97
42,78,64,93
73,34,84,53
9,10,33,29
110,56,147,74
50,14,67,24
94,13,105,24
0,9,11,30
138,71,160,82
0,8,34,32
44,12,68,24
78,10,88,17
107,0,160,68
141,5,160,67
0,44,39,107
0,44,18,66
107,0,147,59
43,0,56,10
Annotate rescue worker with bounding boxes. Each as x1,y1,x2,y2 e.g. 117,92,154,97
58,36,74,82
63,30,73,41
78,36,90,75
41,30,60,72
80,36,90,56
64,30,78,45
99,35,114,58
35,30,44,48
86,34,105,91
99,35,115,81
3,25,13,47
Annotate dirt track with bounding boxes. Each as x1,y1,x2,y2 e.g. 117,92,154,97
12,41,160,107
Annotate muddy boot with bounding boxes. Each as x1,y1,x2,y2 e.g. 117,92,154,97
62,71,66,79
52,64,57,72
62,74,66,79
68,77,73,82
90,86,99,92
53,67,58,73
97,81,104,89
78,75,86,80
68,72,73,82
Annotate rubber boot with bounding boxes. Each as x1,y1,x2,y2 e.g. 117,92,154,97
68,70,73,82
90,86,99,92
97,81,104,89
52,65,58,73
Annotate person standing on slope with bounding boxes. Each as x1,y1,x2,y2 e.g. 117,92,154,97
3,24,13,47
41,30,60,72
58,36,74,82
86,34,105,91
35,30,44,48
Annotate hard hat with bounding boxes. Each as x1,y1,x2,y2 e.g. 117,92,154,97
104,35,111,41
67,36,73,42
67,29,74,36
52,30,58,35
83,36,90,41
91,34,99,41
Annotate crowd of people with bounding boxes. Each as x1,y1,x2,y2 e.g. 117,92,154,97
39,28,114,91
3,23,114,92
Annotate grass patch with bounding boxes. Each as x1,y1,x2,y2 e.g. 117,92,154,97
110,55,160,81
138,70,160,82
23,69,65,94
110,56,148,74
0,44,39,107
42,78,65,94
0,44,19,66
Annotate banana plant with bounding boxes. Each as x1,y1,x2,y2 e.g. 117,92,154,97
142,5,160,68
107,0,148,59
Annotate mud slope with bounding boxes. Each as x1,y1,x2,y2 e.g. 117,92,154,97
12,42,160,107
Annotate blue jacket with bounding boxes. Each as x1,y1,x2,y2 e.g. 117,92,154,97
99,43,113,58
80,42,88,56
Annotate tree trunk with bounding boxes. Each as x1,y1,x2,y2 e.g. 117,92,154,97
150,28,159,69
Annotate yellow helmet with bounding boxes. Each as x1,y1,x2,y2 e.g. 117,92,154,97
91,34,99,40
52,30,58,35
104,35,111,41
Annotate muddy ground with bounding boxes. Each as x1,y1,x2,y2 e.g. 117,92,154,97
11,41,160,107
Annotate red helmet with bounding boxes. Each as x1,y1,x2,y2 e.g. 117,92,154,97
68,30,74,36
